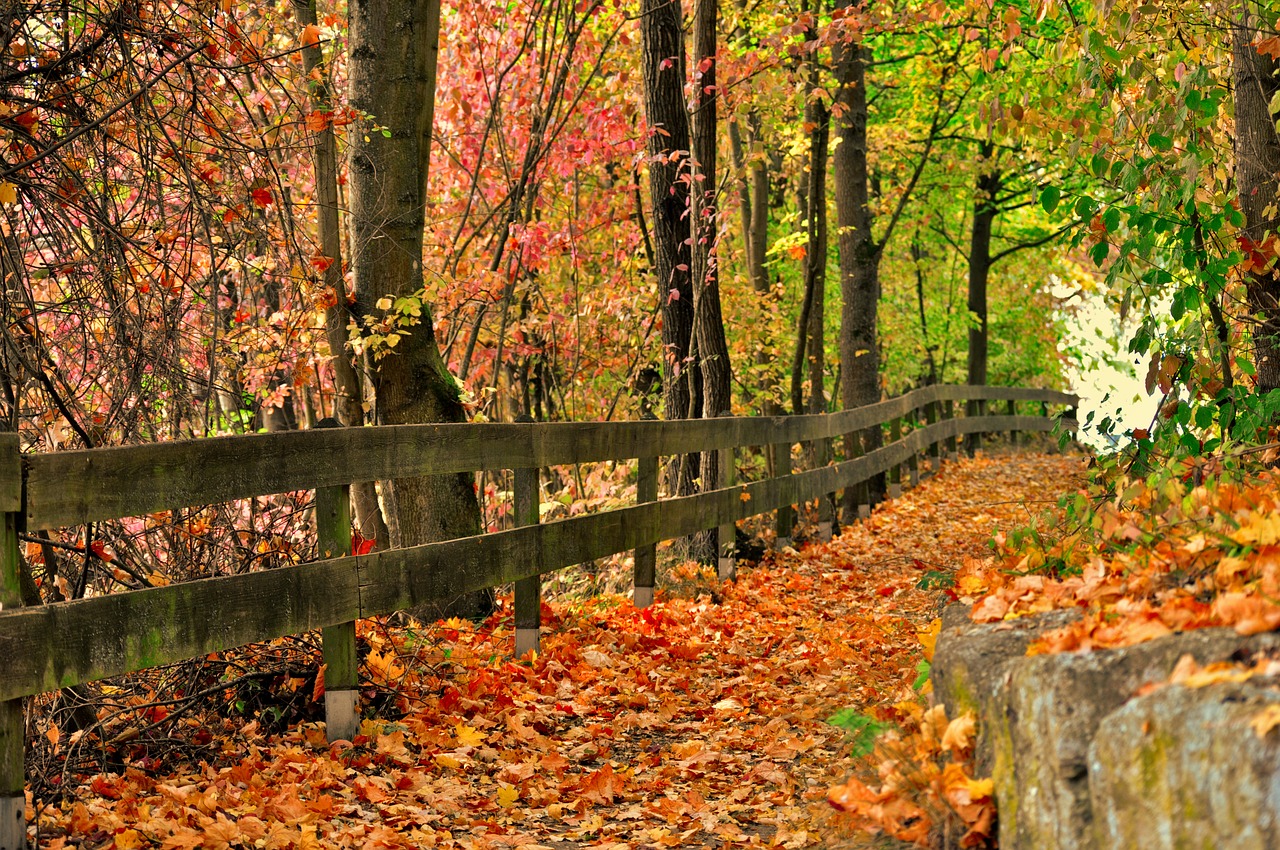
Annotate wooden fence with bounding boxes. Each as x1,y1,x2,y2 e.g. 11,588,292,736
0,383,1076,848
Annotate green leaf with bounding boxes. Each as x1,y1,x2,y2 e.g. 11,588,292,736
1149,133,1174,152
1102,208,1121,233
913,661,931,692
1195,405,1215,430
1040,185,1061,214
1090,241,1110,266
825,709,889,757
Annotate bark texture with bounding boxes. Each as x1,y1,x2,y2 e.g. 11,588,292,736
728,112,776,417
296,0,389,550
1233,3,1280,391
832,35,883,512
690,0,731,561
640,0,700,497
691,0,731,420
348,0,490,619
965,140,999,452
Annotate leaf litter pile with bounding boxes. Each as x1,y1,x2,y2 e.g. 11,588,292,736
29,453,1082,849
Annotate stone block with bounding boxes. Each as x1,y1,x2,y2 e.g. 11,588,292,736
1088,680,1280,850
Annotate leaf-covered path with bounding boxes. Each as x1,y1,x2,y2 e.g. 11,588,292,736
34,453,1082,850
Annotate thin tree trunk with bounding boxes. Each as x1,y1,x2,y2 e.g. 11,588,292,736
640,0,700,497
802,44,829,418
965,140,999,452
691,0,731,562
1233,1,1280,391
729,112,776,416
295,0,389,550
833,33,883,514
911,236,939,385
348,0,490,619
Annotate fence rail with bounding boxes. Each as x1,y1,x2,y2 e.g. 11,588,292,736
0,383,1076,848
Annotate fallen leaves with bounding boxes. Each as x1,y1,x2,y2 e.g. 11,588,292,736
33,453,1078,849
960,463,1280,652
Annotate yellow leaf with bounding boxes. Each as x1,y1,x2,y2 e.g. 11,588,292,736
941,713,976,754
113,829,145,850
434,753,462,769
918,618,941,662
965,775,994,799
496,785,519,807
454,722,485,747
1251,704,1280,739
0,182,15,205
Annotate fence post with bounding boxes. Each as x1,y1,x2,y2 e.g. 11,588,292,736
0,434,24,850
1007,398,1018,446
888,416,902,499
818,432,835,542
945,399,958,461
718,446,736,581
634,412,658,608
775,437,793,550
907,408,920,487
926,400,940,473
315,419,359,743
965,398,983,457
513,414,541,654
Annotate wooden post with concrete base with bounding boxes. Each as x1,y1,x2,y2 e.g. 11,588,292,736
888,417,903,499
925,400,940,473
718,447,736,581
316,420,359,744
844,429,871,521
774,438,793,550
633,412,658,608
513,414,541,654
945,399,959,461
1,432,24,849
965,398,984,457
818,435,835,542
907,408,920,487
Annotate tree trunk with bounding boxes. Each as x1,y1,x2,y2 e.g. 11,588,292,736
802,47,829,418
296,0,390,551
965,140,999,452
691,0,731,562
348,0,491,619
1233,2,1280,392
832,34,883,513
728,113,776,417
640,0,700,496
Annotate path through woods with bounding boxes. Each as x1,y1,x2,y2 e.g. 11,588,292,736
32,453,1082,849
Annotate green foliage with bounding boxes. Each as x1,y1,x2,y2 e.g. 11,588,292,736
826,708,890,757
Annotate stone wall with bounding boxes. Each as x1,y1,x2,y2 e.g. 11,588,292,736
932,605,1280,850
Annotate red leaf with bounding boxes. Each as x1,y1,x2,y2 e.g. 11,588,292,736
353,533,376,556
305,111,330,132
250,188,273,208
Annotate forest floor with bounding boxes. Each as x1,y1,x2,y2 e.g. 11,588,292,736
29,451,1084,850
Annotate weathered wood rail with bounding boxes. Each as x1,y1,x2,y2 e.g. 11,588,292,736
0,383,1076,848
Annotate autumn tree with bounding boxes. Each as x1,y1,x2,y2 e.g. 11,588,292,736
347,0,490,618
829,5,965,512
